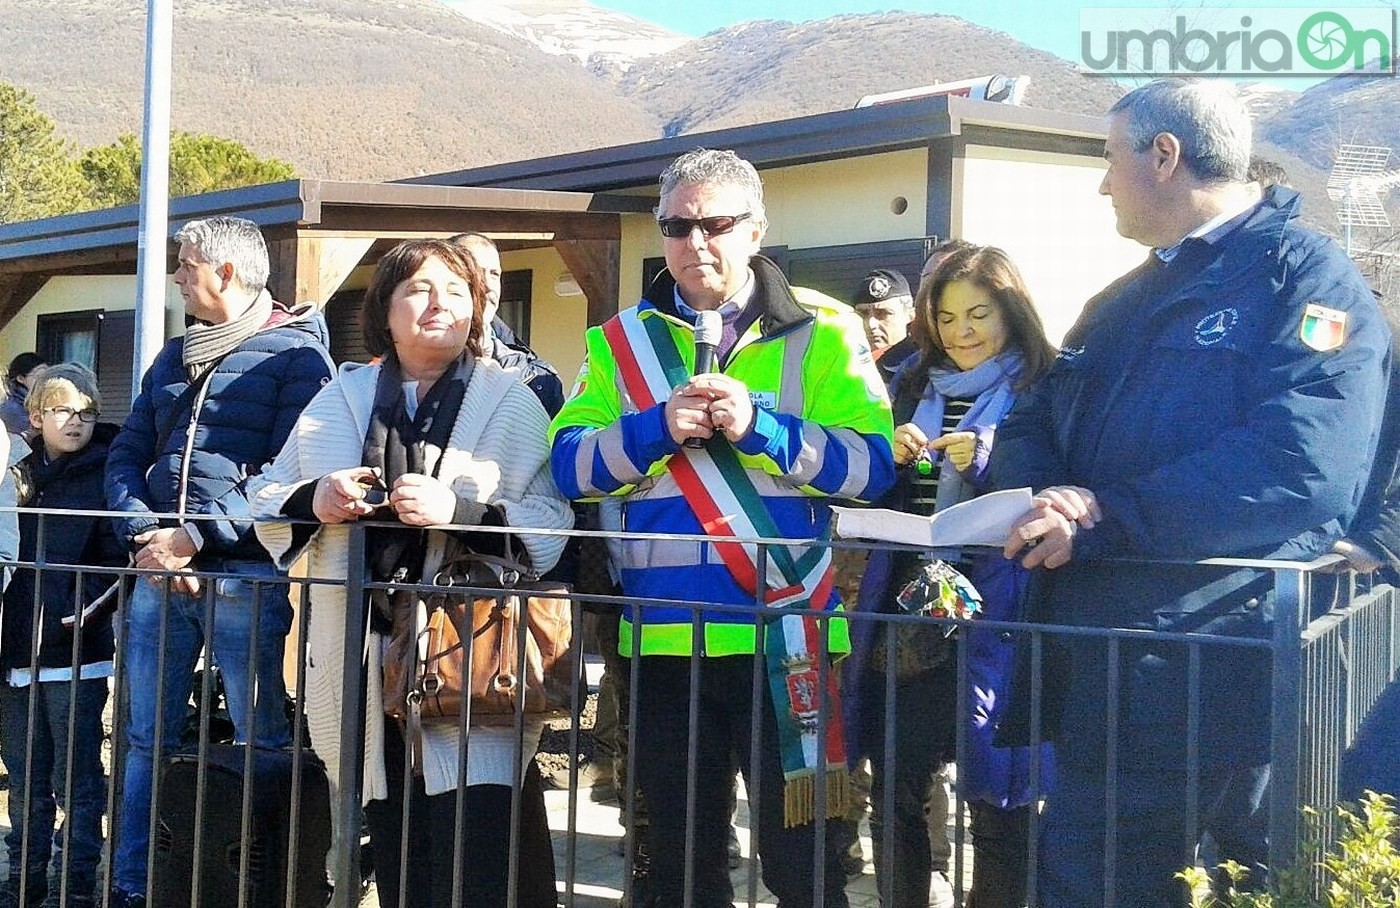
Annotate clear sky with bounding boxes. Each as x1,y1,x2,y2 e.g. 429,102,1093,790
594,0,1394,88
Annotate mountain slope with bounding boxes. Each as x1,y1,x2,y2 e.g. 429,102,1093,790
0,0,662,182
1257,72,1400,172
618,13,1126,137
442,0,688,72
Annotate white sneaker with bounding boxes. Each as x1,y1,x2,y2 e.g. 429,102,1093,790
929,870,955,908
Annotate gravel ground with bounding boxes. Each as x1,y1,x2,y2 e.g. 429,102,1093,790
536,692,601,788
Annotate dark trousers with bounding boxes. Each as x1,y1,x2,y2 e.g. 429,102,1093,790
365,722,557,908
966,802,1031,908
0,679,108,895
634,655,849,908
1032,628,1271,907
865,665,956,908
1036,761,1269,907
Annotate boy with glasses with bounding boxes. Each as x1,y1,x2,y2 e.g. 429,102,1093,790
0,364,125,908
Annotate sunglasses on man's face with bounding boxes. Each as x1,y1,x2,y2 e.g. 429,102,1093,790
657,212,752,239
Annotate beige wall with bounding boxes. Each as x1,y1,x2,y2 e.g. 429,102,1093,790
506,246,591,385
956,146,1146,346
761,150,930,248
621,150,930,256
0,275,184,365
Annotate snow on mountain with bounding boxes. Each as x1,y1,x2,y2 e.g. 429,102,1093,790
440,0,689,71
1235,81,1299,122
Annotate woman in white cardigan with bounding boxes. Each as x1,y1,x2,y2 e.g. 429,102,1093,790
249,239,572,908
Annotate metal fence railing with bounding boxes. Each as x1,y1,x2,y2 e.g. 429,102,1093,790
0,509,1394,907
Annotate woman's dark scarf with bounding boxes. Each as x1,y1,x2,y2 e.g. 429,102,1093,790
362,352,472,624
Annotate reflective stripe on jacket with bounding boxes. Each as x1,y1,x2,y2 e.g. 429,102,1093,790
550,255,895,656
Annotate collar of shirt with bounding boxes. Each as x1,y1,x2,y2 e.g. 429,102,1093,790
673,270,755,323
1155,193,1261,264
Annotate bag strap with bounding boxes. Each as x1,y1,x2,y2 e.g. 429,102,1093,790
153,361,220,458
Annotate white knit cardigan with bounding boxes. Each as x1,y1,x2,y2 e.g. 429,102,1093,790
249,359,572,803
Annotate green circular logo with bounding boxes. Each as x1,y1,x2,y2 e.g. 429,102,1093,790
1299,11,1356,70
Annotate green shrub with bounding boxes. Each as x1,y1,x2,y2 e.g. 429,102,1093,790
1181,792,1400,908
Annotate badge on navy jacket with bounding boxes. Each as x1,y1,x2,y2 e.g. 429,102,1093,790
1299,303,1347,352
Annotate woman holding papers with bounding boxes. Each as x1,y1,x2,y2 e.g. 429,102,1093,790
845,245,1055,908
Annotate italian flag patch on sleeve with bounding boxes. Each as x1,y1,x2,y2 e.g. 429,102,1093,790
1299,303,1346,352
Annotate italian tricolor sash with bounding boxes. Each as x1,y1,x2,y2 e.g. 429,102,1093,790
603,306,848,827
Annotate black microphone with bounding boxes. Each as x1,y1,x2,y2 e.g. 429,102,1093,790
684,309,723,449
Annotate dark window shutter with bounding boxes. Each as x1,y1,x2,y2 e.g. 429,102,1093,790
96,310,137,425
786,240,928,305
497,269,533,344
327,289,370,366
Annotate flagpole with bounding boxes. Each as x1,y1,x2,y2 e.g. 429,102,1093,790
132,0,173,398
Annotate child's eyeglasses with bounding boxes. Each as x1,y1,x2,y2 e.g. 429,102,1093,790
43,406,99,424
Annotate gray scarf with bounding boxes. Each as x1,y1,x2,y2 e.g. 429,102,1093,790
182,289,274,379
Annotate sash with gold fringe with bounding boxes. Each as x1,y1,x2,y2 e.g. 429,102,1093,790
603,307,848,827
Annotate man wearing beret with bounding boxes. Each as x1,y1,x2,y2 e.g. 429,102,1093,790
851,268,917,384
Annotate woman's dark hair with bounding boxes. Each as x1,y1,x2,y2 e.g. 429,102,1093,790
360,240,487,359
6,352,45,390
911,245,1055,392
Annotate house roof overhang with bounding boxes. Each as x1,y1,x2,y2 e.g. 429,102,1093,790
401,95,1108,193
0,180,649,277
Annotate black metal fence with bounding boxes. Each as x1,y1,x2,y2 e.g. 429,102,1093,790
0,510,1395,907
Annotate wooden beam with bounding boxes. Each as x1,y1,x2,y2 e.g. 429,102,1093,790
553,238,621,328
0,274,50,336
265,234,376,307
303,235,375,306
317,207,622,240
0,245,140,276
265,238,299,306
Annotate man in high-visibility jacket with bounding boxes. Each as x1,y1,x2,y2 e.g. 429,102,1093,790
550,147,894,907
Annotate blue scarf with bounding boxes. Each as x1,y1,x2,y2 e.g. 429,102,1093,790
910,350,1024,510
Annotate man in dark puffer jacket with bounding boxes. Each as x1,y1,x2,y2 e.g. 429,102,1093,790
104,215,334,908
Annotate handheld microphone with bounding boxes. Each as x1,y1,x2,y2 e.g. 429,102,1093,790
684,309,724,449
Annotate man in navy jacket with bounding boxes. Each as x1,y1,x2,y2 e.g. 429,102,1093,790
990,80,1391,906
104,216,333,907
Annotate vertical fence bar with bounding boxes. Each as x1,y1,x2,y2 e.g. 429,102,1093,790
58,564,84,905
879,616,897,908
622,597,643,908
191,578,218,907
16,513,47,907
1184,643,1202,866
561,588,585,908
104,567,134,903
746,543,769,908
1026,630,1043,905
1103,636,1120,907
682,588,703,908
286,575,312,908
1268,566,1306,877
330,523,368,908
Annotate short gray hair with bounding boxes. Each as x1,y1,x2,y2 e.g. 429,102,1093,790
174,216,270,294
448,232,497,255
1109,79,1251,183
657,148,767,226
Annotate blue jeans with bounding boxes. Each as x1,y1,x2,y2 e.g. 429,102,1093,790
0,678,109,892
112,560,294,896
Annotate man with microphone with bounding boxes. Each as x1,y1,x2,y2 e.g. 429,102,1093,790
550,147,894,907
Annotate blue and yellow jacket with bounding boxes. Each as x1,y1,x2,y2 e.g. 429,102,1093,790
549,256,895,656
